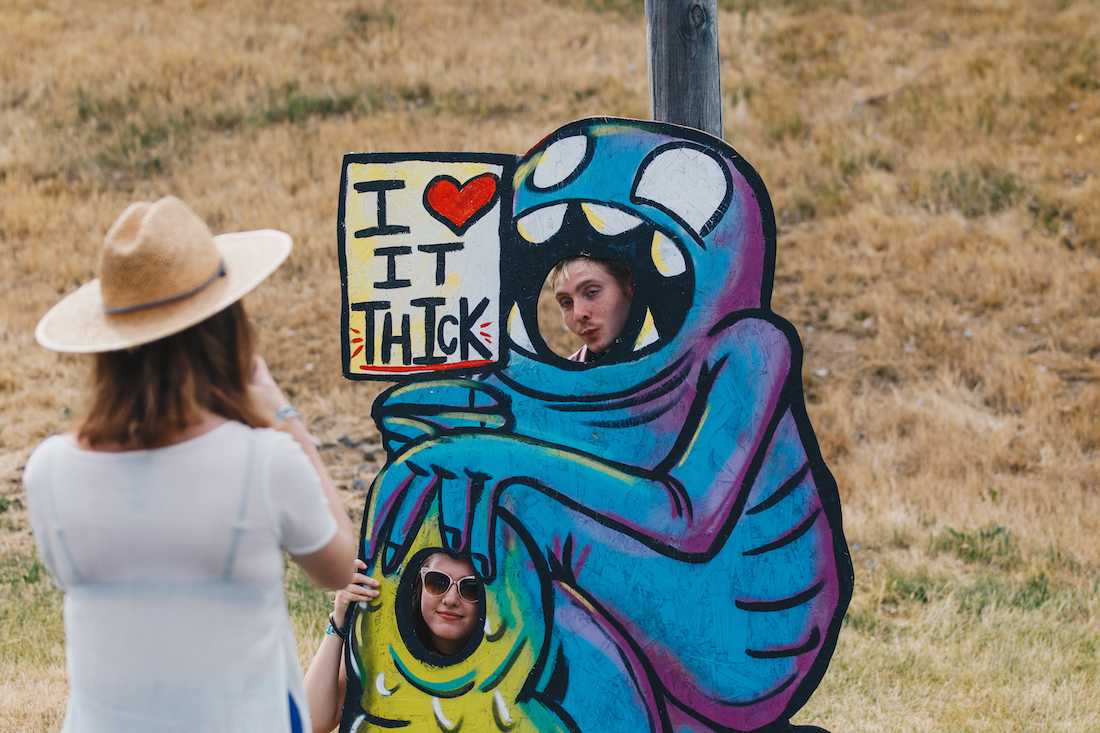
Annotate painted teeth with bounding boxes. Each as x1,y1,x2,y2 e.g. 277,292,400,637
633,309,659,352
581,202,643,235
375,672,398,697
516,203,567,244
432,697,461,731
484,614,507,642
507,304,536,352
493,691,516,730
651,231,686,277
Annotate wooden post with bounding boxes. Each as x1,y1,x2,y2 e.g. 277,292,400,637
645,0,723,139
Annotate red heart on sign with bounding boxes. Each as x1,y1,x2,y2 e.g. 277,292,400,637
424,172,500,236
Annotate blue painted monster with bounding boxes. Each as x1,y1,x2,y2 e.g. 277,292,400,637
356,118,852,732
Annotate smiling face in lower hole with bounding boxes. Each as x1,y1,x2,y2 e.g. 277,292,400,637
418,553,480,655
552,257,634,359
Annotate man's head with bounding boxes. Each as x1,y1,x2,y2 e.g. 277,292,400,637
551,256,634,356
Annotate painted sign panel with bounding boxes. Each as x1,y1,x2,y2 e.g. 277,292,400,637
339,119,852,733
339,154,514,378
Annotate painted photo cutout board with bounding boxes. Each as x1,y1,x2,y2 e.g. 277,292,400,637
337,118,853,733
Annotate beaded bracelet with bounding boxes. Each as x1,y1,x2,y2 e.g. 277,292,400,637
325,614,348,640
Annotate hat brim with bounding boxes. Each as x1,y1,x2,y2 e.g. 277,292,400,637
35,230,292,353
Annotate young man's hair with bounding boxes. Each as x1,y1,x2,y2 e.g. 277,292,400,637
78,301,269,448
549,255,634,294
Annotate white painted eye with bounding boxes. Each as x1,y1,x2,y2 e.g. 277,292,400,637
633,308,659,351
633,146,728,235
532,135,588,189
507,304,535,353
650,231,686,277
580,203,643,235
516,204,567,244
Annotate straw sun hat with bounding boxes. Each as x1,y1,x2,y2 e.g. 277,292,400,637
35,196,292,353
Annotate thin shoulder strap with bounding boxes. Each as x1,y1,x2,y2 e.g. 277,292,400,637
222,428,261,580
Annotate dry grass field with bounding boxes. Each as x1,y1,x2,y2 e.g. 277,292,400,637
2,0,1099,730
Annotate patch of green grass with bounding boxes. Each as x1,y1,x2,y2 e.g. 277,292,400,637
1028,196,1074,237
843,607,895,640
0,550,63,662
71,80,520,183
838,149,895,181
768,114,808,143
567,0,642,16
0,552,48,587
725,83,755,107
955,572,1056,615
92,117,192,179
75,87,132,131
882,566,947,606
926,165,1024,218
347,4,397,33
930,524,1021,569
0,496,11,514
255,83,361,126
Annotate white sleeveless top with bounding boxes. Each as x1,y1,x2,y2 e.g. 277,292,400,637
23,422,337,733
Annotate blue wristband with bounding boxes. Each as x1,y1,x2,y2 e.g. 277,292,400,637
275,404,300,422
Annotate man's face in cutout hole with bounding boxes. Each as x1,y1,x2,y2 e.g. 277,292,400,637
553,258,634,358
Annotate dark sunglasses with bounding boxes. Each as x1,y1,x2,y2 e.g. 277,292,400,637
420,568,481,603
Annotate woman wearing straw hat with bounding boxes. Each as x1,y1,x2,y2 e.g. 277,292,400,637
24,196,356,733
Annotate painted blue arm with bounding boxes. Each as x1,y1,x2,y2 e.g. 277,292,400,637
365,316,792,576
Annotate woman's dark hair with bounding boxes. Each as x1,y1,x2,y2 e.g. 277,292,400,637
78,301,269,448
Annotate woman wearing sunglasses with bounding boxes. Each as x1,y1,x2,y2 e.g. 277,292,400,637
304,552,481,732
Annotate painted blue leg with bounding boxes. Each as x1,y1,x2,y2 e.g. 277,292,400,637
534,582,666,733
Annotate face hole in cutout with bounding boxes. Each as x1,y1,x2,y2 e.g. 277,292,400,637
509,203,694,366
537,257,636,361
394,548,485,666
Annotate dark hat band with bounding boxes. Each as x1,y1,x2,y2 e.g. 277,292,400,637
102,260,226,315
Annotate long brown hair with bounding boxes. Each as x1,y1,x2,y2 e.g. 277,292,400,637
78,302,270,448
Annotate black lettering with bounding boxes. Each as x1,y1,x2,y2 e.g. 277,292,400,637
416,242,465,286
459,297,492,360
373,246,412,289
381,311,412,365
353,180,411,238
411,297,447,365
437,314,458,356
349,300,390,363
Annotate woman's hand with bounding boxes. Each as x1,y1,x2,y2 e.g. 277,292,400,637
332,559,380,628
248,355,291,421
